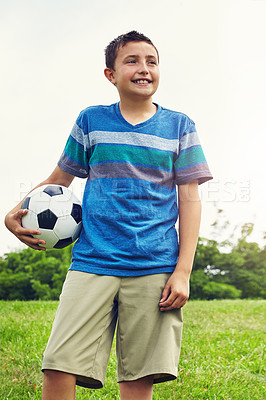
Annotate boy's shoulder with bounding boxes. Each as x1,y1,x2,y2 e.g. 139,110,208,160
75,104,117,132
159,105,196,135
82,103,113,112
78,103,115,118
160,105,195,124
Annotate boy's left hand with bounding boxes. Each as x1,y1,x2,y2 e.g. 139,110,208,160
159,269,190,311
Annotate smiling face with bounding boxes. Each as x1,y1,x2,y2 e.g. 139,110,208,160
104,41,160,102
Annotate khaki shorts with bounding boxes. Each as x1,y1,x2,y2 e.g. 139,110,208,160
42,271,183,388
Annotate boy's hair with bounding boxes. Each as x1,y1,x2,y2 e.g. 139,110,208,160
105,30,159,70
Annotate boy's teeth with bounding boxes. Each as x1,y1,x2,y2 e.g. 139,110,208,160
135,80,149,83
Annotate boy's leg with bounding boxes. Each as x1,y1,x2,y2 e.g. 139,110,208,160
42,370,76,400
42,271,120,390
117,273,183,387
119,376,153,400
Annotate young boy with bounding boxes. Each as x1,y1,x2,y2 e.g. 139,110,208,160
5,31,212,400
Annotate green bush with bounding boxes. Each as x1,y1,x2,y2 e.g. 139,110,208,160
0,247,72,300
1,219,266,300
202,282,242,300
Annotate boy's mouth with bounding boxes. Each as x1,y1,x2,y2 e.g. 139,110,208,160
132,79,152,85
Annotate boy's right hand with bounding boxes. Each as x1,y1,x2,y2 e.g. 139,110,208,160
5,209,46,251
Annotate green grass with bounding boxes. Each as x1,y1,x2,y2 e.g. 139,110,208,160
0,300,265,399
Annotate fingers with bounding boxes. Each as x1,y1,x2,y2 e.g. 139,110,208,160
24,242,46,251
159,290,175,308
19,234,46,250
15,225,42,237
159,291,188,311
6,209,46,251
160,285,171,303
12,209,41,236
160,298,187,311
14,208,30,224
17,208,28,217
13,210,46,250
21,238,47,251
18,229,46,249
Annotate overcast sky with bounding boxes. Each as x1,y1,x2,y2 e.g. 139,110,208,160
1,0,266,255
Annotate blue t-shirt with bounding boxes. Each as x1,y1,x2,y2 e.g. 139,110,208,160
58,102,212,276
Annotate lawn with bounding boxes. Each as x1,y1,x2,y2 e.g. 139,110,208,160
0,300,265,399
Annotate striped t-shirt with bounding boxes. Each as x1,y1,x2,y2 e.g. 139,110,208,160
58,102,212,276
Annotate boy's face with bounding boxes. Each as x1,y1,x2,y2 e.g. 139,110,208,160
105,41,160,101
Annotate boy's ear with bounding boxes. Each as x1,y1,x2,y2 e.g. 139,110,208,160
104,68,116,85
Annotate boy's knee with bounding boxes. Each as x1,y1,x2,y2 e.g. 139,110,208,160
43,369,76,384
119,375,154,400
43,369,56,377
43,369,64,379
42,370,76,400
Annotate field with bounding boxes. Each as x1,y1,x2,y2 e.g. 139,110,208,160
0,300,265,399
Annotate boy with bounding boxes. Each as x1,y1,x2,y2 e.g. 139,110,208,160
5,31,212,400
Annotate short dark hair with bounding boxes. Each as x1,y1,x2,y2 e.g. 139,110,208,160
105,30,159,70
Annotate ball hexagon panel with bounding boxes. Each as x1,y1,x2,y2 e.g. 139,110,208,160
71,203,82,224
53,216,78,239
49,197,73,218
28,191,51,214
37,210,58,230
21,209,39,230
33,229,59,249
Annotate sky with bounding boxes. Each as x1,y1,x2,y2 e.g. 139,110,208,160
1,0,266,255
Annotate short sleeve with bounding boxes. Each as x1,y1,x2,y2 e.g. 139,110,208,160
174,119,213,185
58,115,89,178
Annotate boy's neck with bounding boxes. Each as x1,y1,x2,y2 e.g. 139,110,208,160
119,98,157,126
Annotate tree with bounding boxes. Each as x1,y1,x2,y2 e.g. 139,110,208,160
1,213,265,300
0,246,72,300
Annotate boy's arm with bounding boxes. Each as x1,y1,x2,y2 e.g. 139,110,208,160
159,180,201,311
5,166,75,251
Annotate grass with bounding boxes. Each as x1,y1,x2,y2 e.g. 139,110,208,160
0,300,265,399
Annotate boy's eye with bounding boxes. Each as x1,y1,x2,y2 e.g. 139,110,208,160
127,60,136,64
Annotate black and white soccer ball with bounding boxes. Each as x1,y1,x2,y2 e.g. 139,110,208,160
21,184,82,249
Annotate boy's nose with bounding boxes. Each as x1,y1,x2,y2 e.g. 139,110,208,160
137,62,149,74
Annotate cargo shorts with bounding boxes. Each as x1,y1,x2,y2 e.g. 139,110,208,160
42,270,183,388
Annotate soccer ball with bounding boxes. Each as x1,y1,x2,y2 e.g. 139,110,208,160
21,184,82,249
